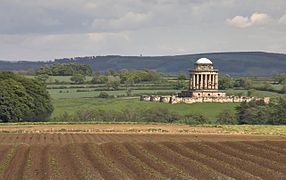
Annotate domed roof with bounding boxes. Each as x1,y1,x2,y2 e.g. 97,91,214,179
195,58,213,64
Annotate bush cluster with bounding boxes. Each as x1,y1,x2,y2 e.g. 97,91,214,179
0,72,53,122
55,107,208,124
92,69,161,85
36,63,92,76
236,98,286,125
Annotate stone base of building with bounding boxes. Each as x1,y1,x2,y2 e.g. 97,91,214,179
140,95,270,104
179,90,226,98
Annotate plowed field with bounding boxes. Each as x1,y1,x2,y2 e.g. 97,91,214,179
0,133,285,179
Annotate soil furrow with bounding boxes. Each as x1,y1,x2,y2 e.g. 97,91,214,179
80,143,126,179
123,142,191,179
0,145,11,163
67,144,104,179
264,141,286,149
187,142,285,179
141,142,229,179
3,144,30,179
161,142,257,180
100,142,155,179
242,141,286,156
222,141,286,165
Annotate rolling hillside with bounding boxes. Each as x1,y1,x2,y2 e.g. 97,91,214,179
1,52,286,76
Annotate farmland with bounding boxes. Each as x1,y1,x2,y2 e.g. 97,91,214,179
0,128,285,179
43,74,286,122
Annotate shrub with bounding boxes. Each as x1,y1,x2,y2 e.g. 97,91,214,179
177,71,187,80
247,89,256,97
281,85,286,94
216,111,237,124
219,75,234,90
182,113,209,125
236,100,272,124
70,74,86,84
142,108,181,123
98,92,109,98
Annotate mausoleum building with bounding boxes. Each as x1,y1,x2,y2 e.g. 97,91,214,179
179,58,226,98
140,57,269,104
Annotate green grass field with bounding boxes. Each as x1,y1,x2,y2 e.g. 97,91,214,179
30,74,284,122
52,97,239,121
26,75,93,83
225,89,286,98
48,89,180,99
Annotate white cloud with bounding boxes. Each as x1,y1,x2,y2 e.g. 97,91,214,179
227,12,270,28
0,1,286,60
250,13,270,24
279,14,286,24
227,16,251,28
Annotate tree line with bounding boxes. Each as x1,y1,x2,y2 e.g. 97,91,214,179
55,97,286,125
36,63,92,76
217,98,286,125
219,74,286,94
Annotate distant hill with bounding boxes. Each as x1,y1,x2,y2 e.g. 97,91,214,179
1,52,286,76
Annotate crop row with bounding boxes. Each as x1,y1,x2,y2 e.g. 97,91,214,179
0,141,285,179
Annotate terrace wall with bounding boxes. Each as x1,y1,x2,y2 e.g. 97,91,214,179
140,95,270,104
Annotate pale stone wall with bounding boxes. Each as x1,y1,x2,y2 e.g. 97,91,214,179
150,96,160,102
140,95,269,104
191,91,226,98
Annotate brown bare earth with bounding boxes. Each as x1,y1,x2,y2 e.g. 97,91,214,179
0,124,286,179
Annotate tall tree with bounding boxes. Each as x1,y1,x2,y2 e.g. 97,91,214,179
0,72,53,122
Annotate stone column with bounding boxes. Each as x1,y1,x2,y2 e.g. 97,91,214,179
197,74,200,89
214,74,216,89
195,74,198,89
215,74,219,89
204,74,207,90
192,74,195,90
202,74,205,89
200,74,203,89
191,74,195,89
209,74,212,89
208,74,211,89
214,75,216,89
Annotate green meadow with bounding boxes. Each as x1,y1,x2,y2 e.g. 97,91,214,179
39,73,285,122
51,97,239,121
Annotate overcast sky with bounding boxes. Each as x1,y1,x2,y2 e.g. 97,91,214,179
0,0,285,61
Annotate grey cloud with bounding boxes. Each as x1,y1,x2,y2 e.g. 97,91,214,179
0,0,285,60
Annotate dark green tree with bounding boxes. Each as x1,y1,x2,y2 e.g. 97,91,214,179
177,71,187,80
106,76,121,90
234,78,253,89
268,98,286,124
0,79,33,122
175,80,186,90
70,74,86,84
281,85,286,94
216,111,237,124
273,73,286,84
35,74,49,83
219,75,234,90
236,100,270,124
36,63,92,76
0,72,53,122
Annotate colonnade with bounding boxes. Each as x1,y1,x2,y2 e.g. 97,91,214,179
189,73,218,90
